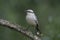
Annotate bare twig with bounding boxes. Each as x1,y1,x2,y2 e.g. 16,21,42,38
0,19,41,40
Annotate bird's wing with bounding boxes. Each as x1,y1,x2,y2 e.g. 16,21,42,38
32,13,38,24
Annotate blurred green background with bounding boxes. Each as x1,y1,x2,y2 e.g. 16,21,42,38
0,0,60,40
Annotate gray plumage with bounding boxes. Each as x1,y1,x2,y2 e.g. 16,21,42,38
26,9,41,35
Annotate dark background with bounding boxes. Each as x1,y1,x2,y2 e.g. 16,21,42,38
0,0,60,40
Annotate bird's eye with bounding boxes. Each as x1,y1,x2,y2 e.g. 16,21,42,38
27,11,30,12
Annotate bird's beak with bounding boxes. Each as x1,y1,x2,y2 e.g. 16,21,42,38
25,10,27,13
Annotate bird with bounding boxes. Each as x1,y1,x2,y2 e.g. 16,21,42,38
26,9,41,35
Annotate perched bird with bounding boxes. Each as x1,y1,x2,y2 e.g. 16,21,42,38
26,9,41,35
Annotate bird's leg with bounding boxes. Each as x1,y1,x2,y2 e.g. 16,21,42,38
26,25,32,31
26,25,30,31
33,26,37,35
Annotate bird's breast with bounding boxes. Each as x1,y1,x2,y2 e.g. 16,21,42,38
26,15,37,26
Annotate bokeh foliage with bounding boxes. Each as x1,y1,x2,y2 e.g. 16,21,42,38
0,0,60,40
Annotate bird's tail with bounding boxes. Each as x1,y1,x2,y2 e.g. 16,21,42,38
36,24,41,35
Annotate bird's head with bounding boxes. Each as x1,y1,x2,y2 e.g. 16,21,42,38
26,9,34,13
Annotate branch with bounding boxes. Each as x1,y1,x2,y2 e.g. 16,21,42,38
0,19,41,40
